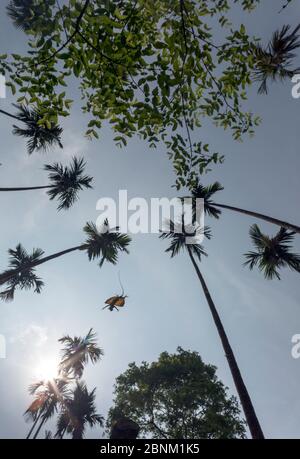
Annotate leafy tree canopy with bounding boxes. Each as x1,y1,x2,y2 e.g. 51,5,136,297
107,347,246,439
2,0,261,188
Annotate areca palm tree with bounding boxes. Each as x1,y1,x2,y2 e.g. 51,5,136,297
0,104,63,154
59,329,103,379
244,224,300,280
0,157,93,210
25,378,71,440
55,382,103,439
160,219,264,439
0,221,131,300
253,24,300,94
189,181,300,234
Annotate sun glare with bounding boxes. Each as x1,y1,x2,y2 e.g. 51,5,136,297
34,356,59,382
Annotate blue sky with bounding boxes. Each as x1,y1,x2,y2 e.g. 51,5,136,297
0,0,300,439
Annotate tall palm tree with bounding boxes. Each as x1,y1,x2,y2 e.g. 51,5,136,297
59,328,103,379
0,104,63,154
160,219,264,439
189,181,300,234
253,24,300,94
0,221,131,300
25,378,71,440
244,224,300,280
55,382,103,439
0,157,93,210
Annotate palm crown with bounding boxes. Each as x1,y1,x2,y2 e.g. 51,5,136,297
83,220,131,267
0,244,44,301
12,104,63,154
56,382,103,439
244,224,300,280
45,157,93,210
159,217,211,261
254,24,300,94
189,181,224,219
25,378,71,425
59,329,103,379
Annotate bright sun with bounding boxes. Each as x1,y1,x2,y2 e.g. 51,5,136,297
34,356,59,382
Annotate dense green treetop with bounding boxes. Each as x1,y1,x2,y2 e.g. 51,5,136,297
2,0,261,187
107,347,246,439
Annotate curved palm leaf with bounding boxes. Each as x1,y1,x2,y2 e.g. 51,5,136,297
44,157,93,210
0,244,44,301
12,104,63,154
244,224,300,279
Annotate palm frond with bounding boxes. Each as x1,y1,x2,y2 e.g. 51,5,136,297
45,157,93,210
59,329,103,379
55,382,103,439
254,24,300,94
83,220,131,267
160,218,209,261
244,224,300,279
189,180,224,219
0,244,44,301
12,104,63,154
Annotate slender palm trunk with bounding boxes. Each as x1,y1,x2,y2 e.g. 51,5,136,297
0,245,86,285
187,247,264,439
26,410,43,439
214,202,300,234
32,413,48,440
60,427,67,439
32,401,57,440
0,186,52,191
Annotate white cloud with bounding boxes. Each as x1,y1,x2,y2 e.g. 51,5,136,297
10,324,48,347
60,128,90,159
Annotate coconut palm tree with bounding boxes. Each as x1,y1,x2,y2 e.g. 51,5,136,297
0,221,131,300
189,181,300,234
253,24,300,94
0,157,93,210
0,104,63,154
244,224,300,280
25,378,71,439
55,382,103,439
59,328,103,379
160,219,264,439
